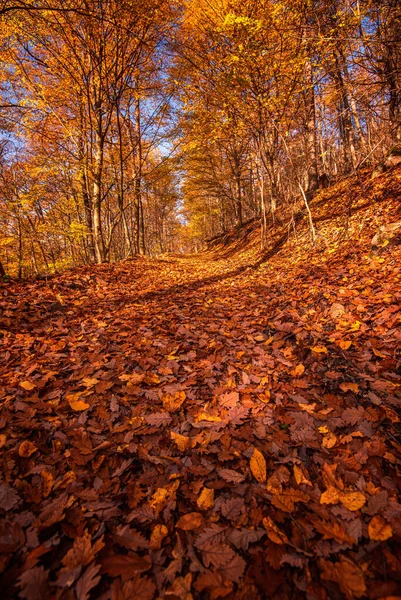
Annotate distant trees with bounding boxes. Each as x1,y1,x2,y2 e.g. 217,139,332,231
0,0,400,274
0,0,181,276
177,0,401,248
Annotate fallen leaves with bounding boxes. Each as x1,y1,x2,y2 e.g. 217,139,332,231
1,211,401,599
250,448,266,483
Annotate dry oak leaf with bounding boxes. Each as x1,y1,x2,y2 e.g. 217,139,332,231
314,520,355,545
263,516,289,545
368,515,393,541
19,440,38,458
176,512,203,531
197,488,215,511
20,380,36,390
320,557,366,599
166,573,193,600
149,524,168,550
75,563,101,600
62,531,105,570
0,434,6,449
250,448,267,483
271,489,310,513
171,431,191,451
110,575,156,600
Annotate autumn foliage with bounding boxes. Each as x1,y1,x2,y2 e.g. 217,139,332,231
0,165,401,598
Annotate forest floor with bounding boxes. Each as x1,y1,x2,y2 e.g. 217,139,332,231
1,168,401,599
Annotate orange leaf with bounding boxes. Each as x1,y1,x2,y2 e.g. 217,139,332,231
197,487,215,511
19,440,38,457
292,364,305,377
263,516,289,545
20,380,36,391
368,516,392,541
176,512,203,531
339,491,366,511
250,448,266,483
271,489,309,513
340,382,359,393
311,346,328,354
149,524,168,550
170,431,191,451
293,465,312,487
68,399,90,411
320,487,340,505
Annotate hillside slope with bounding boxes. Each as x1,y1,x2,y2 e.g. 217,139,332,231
0,167,400,599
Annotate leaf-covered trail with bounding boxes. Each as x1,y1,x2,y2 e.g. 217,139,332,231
1,243,401,599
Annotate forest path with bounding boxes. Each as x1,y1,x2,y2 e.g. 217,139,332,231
0,248,401,599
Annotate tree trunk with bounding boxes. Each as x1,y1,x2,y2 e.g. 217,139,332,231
92,133,106,263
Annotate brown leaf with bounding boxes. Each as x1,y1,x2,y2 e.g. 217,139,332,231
0,483,20,511
271,489,309,513
102,553,152,581
176,512,203,531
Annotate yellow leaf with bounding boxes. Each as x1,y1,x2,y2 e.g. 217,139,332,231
339,491,366,511
263,516,289,545
349,320,361,332
319,426,330,434
171,431,191,451
311,346,328,354
19,440,38,457
250,448,266,483
368,516,392,541
197,487,215,510
20,380,36,391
